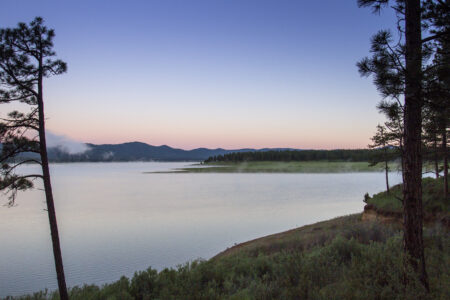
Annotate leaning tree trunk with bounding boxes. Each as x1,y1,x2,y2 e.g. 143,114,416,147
37,57,69,300
403,0,429,291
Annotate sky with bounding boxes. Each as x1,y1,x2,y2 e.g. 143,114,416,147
0,0,399,150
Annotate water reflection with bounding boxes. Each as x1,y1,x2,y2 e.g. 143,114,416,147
0,162,402,297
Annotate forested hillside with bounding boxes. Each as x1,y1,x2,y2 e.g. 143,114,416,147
205,149,399,163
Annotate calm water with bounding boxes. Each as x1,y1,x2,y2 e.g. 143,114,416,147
0,162,402,297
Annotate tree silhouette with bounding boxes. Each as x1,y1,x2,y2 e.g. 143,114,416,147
369,124,398,193
204,149,385,163
0,17,69,300
422,109,443,178
357,0,450,291
376,100,405,174
422,23,449,197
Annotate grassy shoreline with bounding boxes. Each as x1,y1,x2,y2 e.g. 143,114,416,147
157,160,401,173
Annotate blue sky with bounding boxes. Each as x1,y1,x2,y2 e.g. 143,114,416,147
0,0,398,149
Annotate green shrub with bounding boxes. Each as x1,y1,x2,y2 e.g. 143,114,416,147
130,268,158,299
367,177,449,214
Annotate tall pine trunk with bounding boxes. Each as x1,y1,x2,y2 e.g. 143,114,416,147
384,148,390,193
434,133,439,178
37,56,69,300
443,128,448,199
385,160,390,193
403,0,429,291
441,35,449,200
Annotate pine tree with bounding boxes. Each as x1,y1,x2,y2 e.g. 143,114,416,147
0,17,69,300
356,0,450,291
422,3,450,196
422,109,442,178
369,124,398,193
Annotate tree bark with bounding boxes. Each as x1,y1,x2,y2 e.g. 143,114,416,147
441,29,449,200
403,0,429,291
385,148,390,193
37,55,69,300
443,128,448,199
385,159,390,193
434,134,439,178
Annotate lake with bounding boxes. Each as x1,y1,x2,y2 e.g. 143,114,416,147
0,162,402,297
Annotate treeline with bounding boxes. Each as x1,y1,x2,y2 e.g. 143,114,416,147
205,149,399,163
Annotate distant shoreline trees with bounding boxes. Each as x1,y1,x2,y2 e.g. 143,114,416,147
204,148,399,163
0,17,69,300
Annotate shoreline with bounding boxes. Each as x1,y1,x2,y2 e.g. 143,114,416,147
153,161,400,173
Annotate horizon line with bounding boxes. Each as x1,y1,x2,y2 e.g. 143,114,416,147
81,140,370,152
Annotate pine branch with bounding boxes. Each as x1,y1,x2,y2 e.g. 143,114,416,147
422,32,450,44
2,159,42,178
0,59,38,96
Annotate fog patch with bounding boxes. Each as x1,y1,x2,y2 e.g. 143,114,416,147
46,131,90,154
102,151,114,160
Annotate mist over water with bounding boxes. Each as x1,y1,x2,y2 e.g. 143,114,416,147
45,131,90,154
0,162,402,297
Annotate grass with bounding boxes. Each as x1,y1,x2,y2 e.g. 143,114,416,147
366,176,449,214
164,161,402,173
213,214,399,259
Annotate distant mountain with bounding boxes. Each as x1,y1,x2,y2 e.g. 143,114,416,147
45,142,298,162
